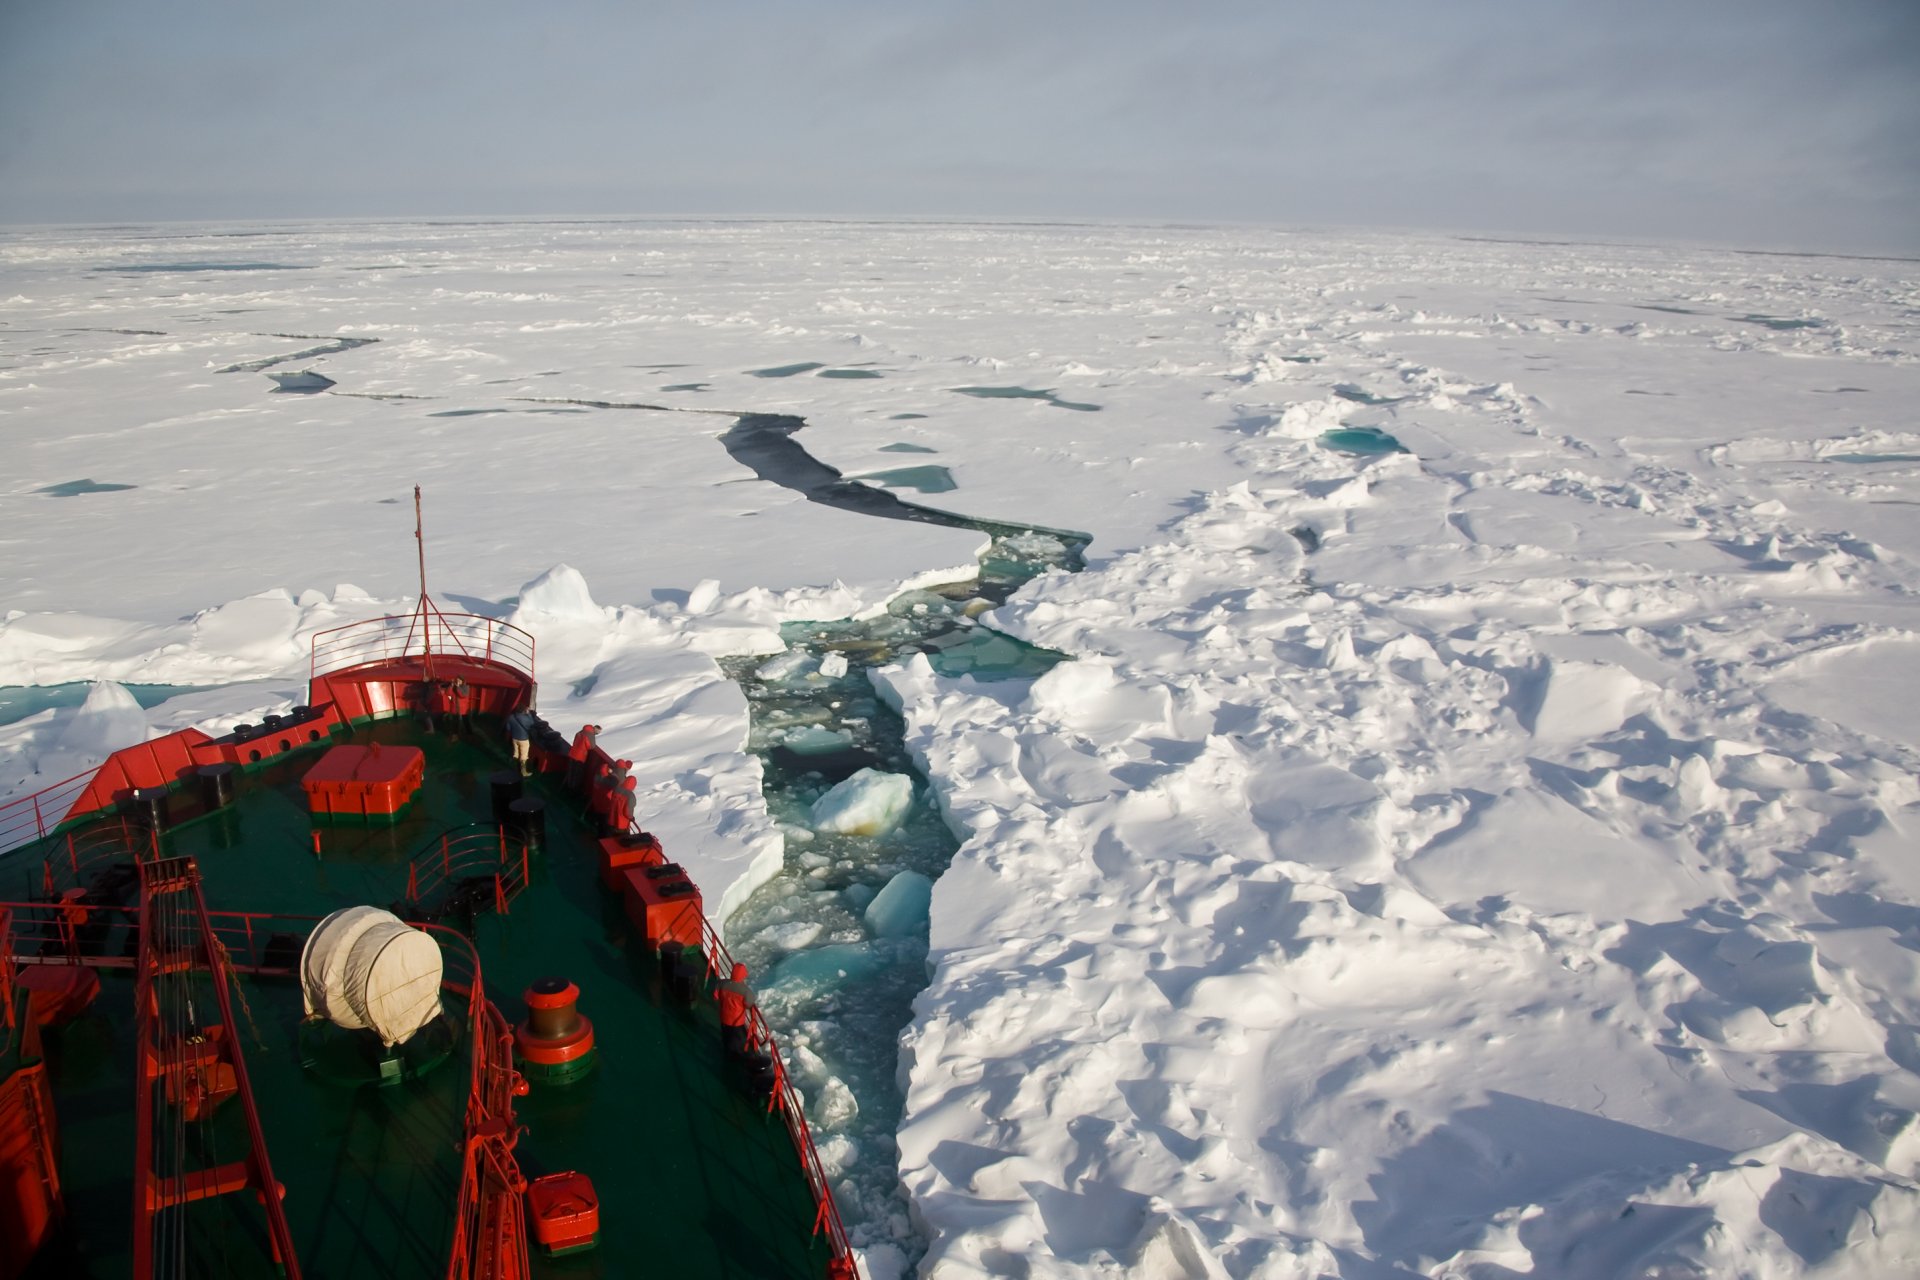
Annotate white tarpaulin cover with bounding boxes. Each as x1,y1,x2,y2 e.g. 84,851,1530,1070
300,905,444,1048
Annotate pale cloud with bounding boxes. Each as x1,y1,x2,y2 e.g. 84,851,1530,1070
1,0,1913,254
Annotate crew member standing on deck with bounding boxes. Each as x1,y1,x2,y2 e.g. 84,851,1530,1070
717,962,755,1056
450,675,471,732
505,706,536,777
426,679,453,734
568,723,601,790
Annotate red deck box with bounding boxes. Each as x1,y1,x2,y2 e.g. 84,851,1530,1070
618,863,703,949
300,744,425,819
597,831,665,892
526,1170,599,1255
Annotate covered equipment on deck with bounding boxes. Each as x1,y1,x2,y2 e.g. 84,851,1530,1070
300,905,444,1048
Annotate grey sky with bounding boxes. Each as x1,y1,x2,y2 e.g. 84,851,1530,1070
2,1,1915,254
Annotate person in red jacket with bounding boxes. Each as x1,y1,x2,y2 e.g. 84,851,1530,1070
567,723,601,790
716,962,754,1056
607,776,637,835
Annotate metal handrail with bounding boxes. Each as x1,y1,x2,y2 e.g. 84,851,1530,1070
39,819,152,900
0,899,532,1280
434,923,529,1280
585,743,861,1276
697,913,861,1276
0,907,14,1030
405,825,532,917
0,772,95,858
310,612,536,684
1,610,536,861
132,858,304,1280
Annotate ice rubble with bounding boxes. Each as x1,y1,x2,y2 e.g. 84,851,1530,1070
3,220,1919,1278
53,680,147,757
510,562,601,620
809,767,914,836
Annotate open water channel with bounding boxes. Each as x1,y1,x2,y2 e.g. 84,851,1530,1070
714,413,1087,1260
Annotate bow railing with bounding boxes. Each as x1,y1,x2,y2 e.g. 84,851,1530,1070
0,772,96,858
310,612,535,684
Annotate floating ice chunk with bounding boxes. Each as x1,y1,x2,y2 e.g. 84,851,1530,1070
818,650,850,679
763,703,831,730
856,1244,908,1280
844,883,875,911
761,921,824,952
782,724,854,755
770,942,885,991
757,649,814,683
811,1072,860,1130
810,768,913,836
813,1133,859,1180
56,681,148,756
864,870,933,939
267,369,333,392
999,532,1069,563
514,564,600,619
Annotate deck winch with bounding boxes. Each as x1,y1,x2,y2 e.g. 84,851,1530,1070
513,976,597,1084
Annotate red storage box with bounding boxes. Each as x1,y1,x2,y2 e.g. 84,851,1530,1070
597,831,665,892
618,863,703,949
301,744,424,819
526,1170,599,1255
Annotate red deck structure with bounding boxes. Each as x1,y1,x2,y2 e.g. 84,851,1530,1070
618,864,704,949
0,528,864,1278
302,743,426,819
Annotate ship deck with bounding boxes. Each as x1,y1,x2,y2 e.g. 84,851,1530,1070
9,714,834,1279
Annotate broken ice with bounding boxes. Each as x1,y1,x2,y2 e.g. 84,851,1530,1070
809,767,913,835
864,870,933,939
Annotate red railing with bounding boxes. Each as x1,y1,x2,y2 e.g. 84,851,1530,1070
2,899,532,1280
132,857,304,1280
0,610,532,860
0,907,14,1031
436,925,529,1280
38,818,153,900
309,612,536,685
697,914,859,1276
0,772,95,857
406,825,533,918
573,737,862,1277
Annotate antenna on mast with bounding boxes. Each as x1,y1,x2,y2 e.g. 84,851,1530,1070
414,485,430,606
412,485,439,682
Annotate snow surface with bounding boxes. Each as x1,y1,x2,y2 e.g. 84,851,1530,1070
5,219,1920,1277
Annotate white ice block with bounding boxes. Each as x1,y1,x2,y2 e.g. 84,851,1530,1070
864,870,934,939
810,767,913,836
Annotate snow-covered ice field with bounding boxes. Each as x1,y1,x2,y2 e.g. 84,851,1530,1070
4,219,1919,1277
